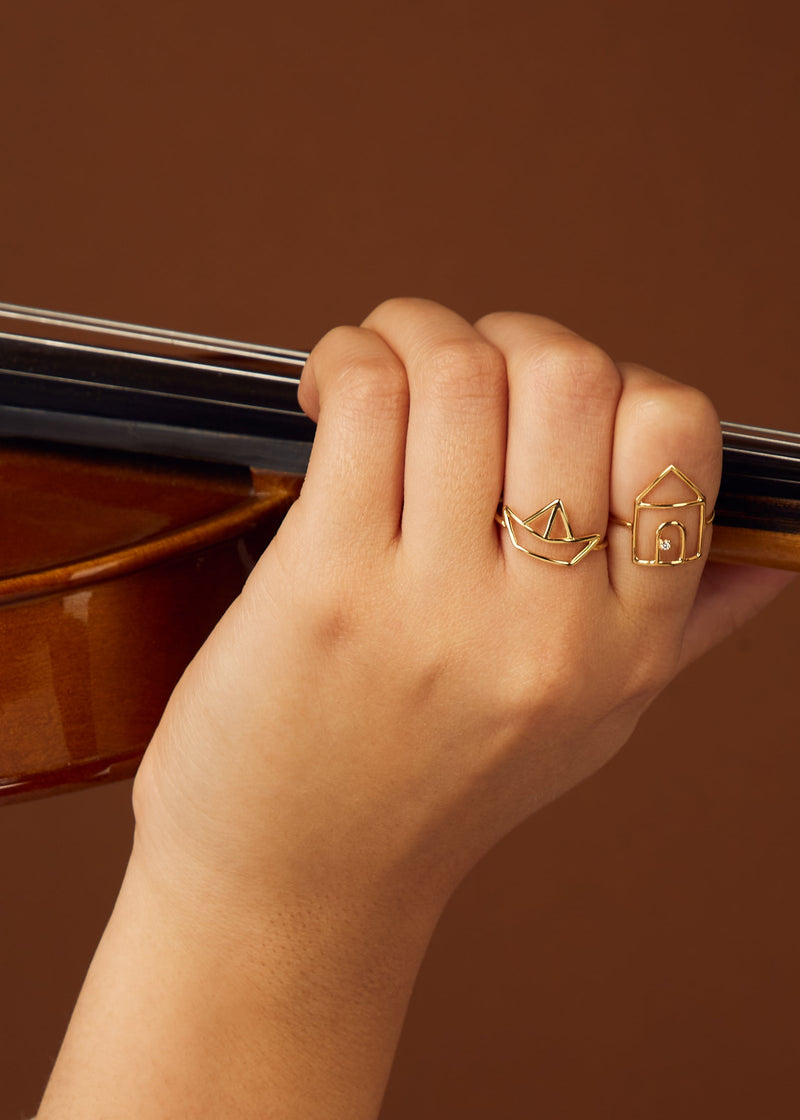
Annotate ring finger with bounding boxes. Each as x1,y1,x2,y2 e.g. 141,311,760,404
608,362,722,615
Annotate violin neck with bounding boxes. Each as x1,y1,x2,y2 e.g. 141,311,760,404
0,303,315,472
1,302,799,535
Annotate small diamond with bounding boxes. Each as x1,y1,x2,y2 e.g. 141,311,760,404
659,539,672,551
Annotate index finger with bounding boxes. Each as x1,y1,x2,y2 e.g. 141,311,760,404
362,298,507,566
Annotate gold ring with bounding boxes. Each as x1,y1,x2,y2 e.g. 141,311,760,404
610,465,714,565
495,499,607,566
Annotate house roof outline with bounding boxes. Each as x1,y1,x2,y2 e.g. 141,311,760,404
635,465,705,509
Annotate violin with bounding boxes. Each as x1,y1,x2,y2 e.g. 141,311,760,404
2,304,798,804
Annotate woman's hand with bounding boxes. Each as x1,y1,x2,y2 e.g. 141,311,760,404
133,299,788,920
39,299,792,1119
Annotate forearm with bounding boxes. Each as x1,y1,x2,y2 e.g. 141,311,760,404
35,296,788,1117
37,840,438,1119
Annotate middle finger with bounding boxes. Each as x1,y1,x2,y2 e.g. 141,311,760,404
475,312,621,578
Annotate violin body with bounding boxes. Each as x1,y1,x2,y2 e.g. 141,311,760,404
0,438,299,803
1,303,799,802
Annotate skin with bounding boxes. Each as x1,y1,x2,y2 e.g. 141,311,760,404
36,299,792,1118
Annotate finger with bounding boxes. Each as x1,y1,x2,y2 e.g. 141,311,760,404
474,312,620,577
608,362,722,617
297,325,409,545
361,298,507,561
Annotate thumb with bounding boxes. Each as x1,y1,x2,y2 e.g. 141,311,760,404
678,561,796,668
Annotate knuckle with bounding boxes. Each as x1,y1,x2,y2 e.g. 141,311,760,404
422,336,506,403
629,380,722,478
313,327,408,419
335,353,408,415
308,324,360,373
472,309,522,335
367,296,421,322
674,383,720,440
630,377,719,437
314,322,360,353
532,335,621,409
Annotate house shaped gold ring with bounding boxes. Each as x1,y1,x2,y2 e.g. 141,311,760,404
625,465,713,566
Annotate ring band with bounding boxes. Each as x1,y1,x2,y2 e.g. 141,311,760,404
610,464,714,565
495,499,607,566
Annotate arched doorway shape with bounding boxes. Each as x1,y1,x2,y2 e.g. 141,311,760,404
655,520,686,564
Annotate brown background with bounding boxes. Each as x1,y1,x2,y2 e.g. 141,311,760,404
1,1,799,1116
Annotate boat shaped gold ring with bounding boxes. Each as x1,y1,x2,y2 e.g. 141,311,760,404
495,499,607,566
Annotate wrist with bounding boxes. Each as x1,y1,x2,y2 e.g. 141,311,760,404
130,738,454,969
40,838,439,1119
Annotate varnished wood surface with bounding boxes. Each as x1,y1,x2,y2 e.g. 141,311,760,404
0,441,300,802
710,525,800,571
2,432,798,802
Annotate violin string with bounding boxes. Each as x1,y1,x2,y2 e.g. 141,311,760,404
2,304,799,469
3,367,305,418
721,421,800,449
0,303,308,367
0,331,303,386
723,420,800,438
720,422,800,471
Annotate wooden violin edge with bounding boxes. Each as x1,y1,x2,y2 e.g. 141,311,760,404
0,469,303,802
0,471,302,606
0,752,142,805
709,525,800,571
